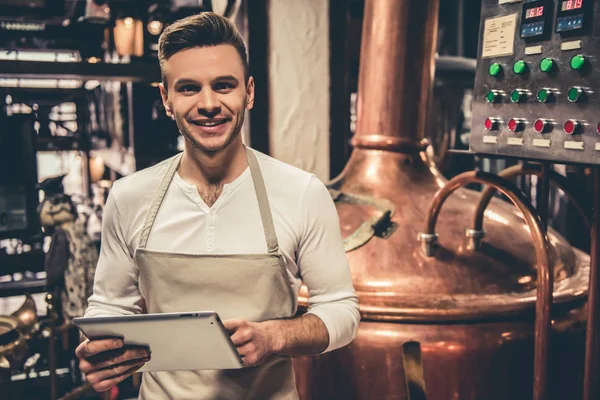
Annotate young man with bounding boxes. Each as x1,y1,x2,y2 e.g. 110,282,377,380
75,11,359,399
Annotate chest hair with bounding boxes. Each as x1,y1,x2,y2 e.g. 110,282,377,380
198,182,224,208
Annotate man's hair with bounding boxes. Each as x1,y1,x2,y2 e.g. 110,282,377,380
158,12,249,87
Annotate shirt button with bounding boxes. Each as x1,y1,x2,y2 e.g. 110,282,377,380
208,227,214,233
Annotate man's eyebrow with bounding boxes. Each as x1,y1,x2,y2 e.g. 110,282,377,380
173,76,239,86
213,75,239,83
173,78,199,86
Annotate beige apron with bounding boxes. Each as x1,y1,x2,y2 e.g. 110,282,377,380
134,149,298,399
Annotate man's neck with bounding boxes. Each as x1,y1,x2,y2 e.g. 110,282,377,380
179,138,248,188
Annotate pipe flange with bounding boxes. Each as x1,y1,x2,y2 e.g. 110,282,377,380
465,229,486,251
417,232,438,257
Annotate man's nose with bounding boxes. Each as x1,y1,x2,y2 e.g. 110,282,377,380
196,90,221,117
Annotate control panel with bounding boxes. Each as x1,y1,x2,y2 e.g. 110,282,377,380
471,0,600,165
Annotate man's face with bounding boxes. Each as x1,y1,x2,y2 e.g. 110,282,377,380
159,44,254,154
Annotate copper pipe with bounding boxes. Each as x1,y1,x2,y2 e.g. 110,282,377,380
473,163,591,233
537,163,551,233
352,0,438,149
420,170,553,400
583,168,600,400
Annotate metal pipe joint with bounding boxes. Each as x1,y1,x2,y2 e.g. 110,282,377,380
417,232,439,257
465,228,486,251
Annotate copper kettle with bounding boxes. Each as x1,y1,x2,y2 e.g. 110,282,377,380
11,294,40,339
292,1,590,399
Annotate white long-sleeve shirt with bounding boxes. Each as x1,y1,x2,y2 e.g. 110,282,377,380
85,148,360,353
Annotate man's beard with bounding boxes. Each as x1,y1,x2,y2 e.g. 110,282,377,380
177,104,246,154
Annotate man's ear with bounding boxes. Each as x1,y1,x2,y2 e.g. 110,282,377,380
245,77,255,110
159,83,173,118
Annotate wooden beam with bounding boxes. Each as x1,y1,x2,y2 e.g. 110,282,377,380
329,0,352,179
246,0,270,155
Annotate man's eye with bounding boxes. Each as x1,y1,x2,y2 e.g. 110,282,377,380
178,85,198,93
214,82,234,91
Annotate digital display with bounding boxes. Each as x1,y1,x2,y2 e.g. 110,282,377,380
562,0,583,11
525,6,544,19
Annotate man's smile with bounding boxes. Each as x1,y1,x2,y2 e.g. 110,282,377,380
189,117,232,127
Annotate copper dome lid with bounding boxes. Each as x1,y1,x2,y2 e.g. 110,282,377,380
321,149,590,321
298,0,589,321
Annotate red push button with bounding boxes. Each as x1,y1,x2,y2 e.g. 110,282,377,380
508,118,524,132
485,118,500,131
564,120,581,135
534,119,552,134
597,123,600,135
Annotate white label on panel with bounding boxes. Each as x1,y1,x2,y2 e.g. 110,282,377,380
483,136,498,144
595,143,600,151
482,14,518,58
525,45,543,55
561,40,583,51
507,137,524,146
499,0,522,4
564,141,584,150
532,139,551,148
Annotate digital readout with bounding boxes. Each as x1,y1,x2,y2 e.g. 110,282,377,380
525,6,544,19
561,0,583,11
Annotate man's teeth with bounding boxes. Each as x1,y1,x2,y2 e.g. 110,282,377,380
197,120,227,127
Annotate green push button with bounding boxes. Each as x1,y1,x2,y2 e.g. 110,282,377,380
511,89,526,103
513,60,527,75
489,63,502,77
570,55,586,70
537,88,552,103
486,90,500,103
540,58,554,73
568,87,584,102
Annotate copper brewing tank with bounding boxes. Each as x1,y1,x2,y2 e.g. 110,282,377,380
293,1,590,399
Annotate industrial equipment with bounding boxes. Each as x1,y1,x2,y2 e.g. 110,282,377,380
468,1,600,399
294,1,599,400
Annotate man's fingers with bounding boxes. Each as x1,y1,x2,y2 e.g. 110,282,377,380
221,319,246,333
230,326,253,346
86,358,149,386
91,363,144,393
93,347,150,369
76,338,123,359
80,347,150,374
242,352,260,366
236,341,256,356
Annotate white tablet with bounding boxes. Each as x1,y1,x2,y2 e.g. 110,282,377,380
72,311,244,372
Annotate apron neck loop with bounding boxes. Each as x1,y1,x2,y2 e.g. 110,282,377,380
246,149,280,254
137,149,280,255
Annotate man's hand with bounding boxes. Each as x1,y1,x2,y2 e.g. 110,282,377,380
75,338,150,392
222,319,282,366
223,315,329,366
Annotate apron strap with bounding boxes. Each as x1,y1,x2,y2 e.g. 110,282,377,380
246,149,280,254
138,153,183,249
